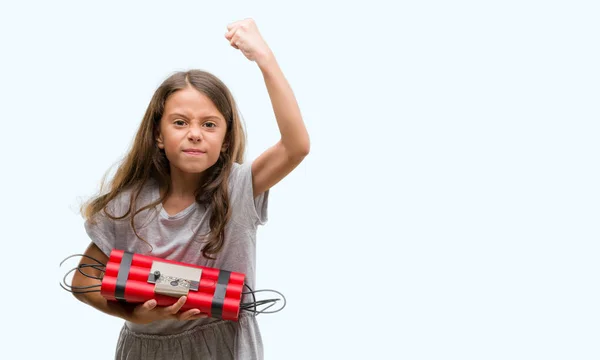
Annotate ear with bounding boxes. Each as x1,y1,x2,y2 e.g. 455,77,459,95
156,132,164,149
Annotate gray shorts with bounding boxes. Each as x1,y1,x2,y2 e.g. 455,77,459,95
115,313,263,360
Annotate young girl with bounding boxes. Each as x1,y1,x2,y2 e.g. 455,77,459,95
71,18,309,360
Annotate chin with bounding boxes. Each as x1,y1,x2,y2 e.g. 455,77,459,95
177,161,219,174
181,165,210,174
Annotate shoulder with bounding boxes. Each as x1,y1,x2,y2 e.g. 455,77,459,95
226,161,269,227
229,161,249,178
227,162,252,196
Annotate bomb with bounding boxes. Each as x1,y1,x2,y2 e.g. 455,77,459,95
60,249,285,321
101,250,245,321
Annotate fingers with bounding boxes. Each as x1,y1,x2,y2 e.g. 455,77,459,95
225,18,255,49
177,309,208,321
230,35,239,49
134,298,209,323
225,28,240,49
131,299,158,324
226,19,245,31
225,27,236,40
164,296,187,314
190,312,209,320
177,309,199,321
142,299,157,311
227,18,255,31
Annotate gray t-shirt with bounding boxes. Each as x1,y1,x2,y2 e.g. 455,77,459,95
85,162,269,359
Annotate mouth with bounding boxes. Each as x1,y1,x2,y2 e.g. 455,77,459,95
183,149,206,156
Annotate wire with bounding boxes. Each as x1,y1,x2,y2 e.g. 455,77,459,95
62,267,103,290
60,253,106,267
59,282,101,294
243,283,257,314
240,286,287,315
59,253,106,294
79,263,106,271
77,264,104,280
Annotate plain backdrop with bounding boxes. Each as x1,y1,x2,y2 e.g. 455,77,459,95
0,1,598,359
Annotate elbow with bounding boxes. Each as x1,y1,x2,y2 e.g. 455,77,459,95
292,138,311,158
296,143,310,158
71,272,91,304
282,138,310,160
71,278,84,302
72,284,87,302
289,146,309,162
72,292,87,304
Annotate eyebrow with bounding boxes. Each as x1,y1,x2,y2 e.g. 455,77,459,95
167,112,223,121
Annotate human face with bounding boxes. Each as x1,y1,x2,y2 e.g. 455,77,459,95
156,87,228,175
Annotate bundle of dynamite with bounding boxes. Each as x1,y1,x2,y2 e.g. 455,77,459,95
61,249,285,321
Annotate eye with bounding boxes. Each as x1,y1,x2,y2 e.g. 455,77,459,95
203,122,217,128
174,119,186,126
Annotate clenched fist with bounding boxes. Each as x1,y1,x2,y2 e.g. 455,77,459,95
225,18,273,65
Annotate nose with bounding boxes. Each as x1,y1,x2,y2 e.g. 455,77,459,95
188,125,203,143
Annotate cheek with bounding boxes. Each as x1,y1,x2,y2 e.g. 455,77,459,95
159,135,181,160
204,130,226,146
217,129,228,146
163,131,182,147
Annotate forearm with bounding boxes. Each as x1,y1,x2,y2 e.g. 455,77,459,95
73,276,134,322
257,51,310,156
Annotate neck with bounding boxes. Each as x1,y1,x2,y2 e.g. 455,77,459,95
164,166,205,199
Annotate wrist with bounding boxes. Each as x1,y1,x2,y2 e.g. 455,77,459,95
110,300,136,322
256,49,277,72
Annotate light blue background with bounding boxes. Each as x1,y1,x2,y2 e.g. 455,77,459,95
1,0,598,359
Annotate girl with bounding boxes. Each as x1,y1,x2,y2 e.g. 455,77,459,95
71,18,309,360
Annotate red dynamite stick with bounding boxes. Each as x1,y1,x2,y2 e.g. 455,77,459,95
106,250,245,285
104,263,219,294
101,250,246,321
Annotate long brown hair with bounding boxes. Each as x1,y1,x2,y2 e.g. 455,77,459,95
81,70,246,259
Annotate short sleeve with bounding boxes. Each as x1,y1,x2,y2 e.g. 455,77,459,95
83,198,122,257
229,162,269,227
